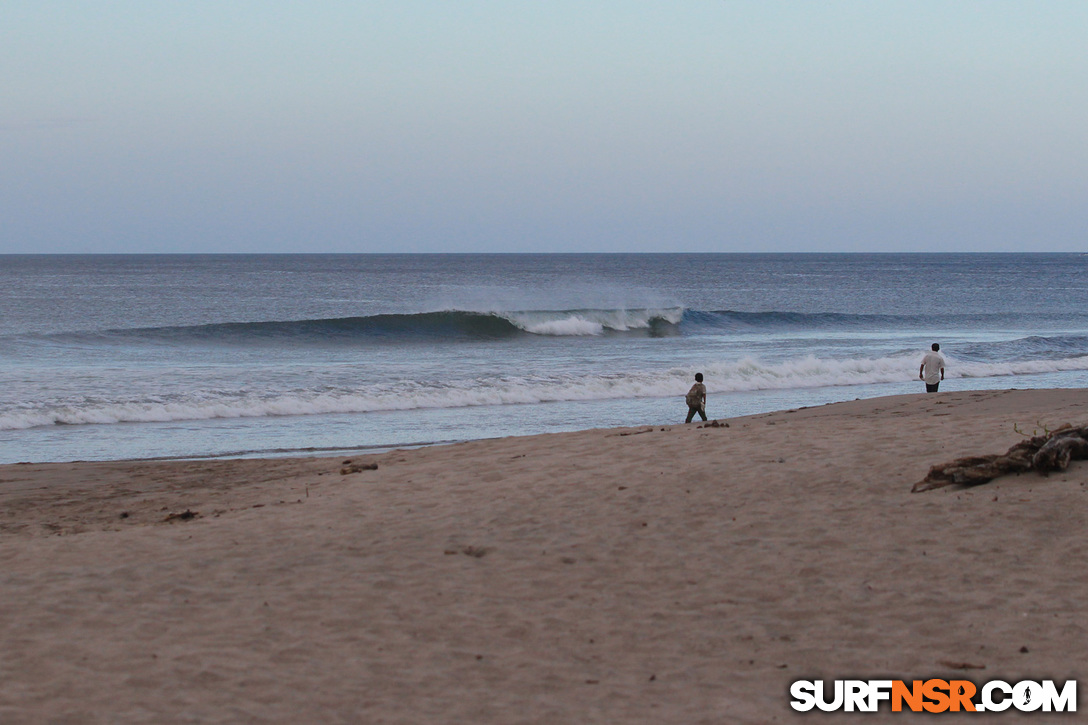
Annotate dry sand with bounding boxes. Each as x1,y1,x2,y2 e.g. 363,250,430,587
2,388,1087,723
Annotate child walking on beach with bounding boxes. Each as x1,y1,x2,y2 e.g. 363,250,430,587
685,373,707,423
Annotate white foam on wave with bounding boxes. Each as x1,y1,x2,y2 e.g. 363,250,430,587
5,352,1088,431
521,317,605,336
502,307,684,336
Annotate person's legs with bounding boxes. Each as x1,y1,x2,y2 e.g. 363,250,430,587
926,383,939,393
686,406,697,423
698,407,708,421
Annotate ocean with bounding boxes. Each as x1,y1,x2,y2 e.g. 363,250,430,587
3,253,1088,464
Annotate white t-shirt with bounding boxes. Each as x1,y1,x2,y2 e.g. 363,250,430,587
921,351,945,384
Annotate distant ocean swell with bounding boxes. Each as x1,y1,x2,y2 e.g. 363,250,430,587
7,352,1088,431
13,307,1088,346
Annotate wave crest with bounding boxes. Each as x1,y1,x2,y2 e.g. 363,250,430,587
504,308,683,336
8,351,1088,431
20,308,686,345
14,308,1088,348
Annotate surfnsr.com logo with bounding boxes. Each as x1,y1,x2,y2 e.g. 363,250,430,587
790,679,1076,713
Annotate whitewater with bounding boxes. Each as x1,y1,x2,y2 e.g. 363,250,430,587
3,254,1088,462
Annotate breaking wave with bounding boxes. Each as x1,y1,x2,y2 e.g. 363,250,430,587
12,308,1088,348
7,351,1088,431
26,308,685,345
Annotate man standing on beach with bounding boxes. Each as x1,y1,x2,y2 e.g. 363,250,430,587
685,373,707,422
919,343,945,392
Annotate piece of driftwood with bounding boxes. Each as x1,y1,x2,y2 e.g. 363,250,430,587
340,461,379,475
912,425,1088,493
162,509,199,522
1031,428,1088,472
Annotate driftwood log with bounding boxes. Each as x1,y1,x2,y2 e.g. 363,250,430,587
340,461,379,475
912,425,1088,493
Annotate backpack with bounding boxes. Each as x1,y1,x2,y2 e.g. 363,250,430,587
685,385,702,408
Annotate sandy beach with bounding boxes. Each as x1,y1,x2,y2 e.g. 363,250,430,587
2,388,1087,723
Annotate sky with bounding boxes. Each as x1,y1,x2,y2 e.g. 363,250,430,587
2,1,1086,253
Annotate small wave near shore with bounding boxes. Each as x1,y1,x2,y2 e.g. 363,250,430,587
7,351,1088,431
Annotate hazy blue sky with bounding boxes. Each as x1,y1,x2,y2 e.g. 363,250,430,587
2,1,1086,253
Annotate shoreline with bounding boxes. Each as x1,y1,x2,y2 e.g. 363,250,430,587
3,388,1088,722
8,374,1088,466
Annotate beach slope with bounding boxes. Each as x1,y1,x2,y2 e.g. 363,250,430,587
2,389,1087,722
